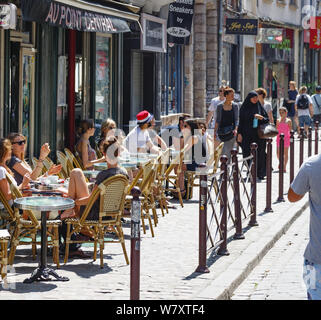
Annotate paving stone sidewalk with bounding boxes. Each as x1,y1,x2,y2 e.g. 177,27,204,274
0,138,313,300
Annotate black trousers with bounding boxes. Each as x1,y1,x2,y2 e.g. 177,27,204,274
241,137,266,178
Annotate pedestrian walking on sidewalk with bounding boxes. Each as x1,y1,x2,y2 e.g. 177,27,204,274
287,81,299,134
237,91,269,180
276,106,292,173
288,154,321,300
214,87,239,160
295,86,314,138
311,85,321,125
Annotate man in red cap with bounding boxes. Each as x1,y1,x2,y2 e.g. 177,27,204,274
124,110,160,154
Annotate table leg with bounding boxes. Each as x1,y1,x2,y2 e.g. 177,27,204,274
23,211,69,283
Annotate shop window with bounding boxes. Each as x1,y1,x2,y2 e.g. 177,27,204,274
162,45,182,115
95,34,112,125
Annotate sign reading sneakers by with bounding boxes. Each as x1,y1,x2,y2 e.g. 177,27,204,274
0,4,17,29
167,0,194,45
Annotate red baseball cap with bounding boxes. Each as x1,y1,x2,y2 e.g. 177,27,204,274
136,110,153,124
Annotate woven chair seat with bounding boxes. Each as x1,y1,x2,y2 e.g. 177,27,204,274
0,230,10,240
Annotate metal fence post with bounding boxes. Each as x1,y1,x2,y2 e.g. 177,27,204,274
218,155,229,256
231,149,244,240
308,126,312,157
249,143,258,227
264,138,273,213
315,121,319,155
290,130,295,184
130,187,141,300
195,164,210,273
300,127,304,167
277,133,285,202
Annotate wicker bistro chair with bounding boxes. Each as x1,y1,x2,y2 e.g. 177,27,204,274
163,145,188,208
63,174,129,268
0,229,10,287
4,174,62,267
185,142,224,200
124,160,157,237
64,148,85,170
57,150,74,179
154,149,171,217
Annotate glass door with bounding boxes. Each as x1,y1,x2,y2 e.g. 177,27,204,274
19,48,35,159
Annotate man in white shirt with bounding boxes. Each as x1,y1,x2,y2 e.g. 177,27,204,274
206,86,226,149
124,110,160,154
206,86,226,130
295,86,314,138
311,85,321,125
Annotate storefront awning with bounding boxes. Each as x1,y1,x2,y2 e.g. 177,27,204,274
21,0,140,33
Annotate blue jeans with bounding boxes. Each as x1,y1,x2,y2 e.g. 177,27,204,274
303,259,321,300
299,115,312,128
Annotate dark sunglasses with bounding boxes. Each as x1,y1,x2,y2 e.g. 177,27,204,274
12,140,26,145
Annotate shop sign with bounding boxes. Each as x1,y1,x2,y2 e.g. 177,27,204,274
309,17,321,49
140,13,167,53
0,4,16,29
225,18,258,35
167,0,194,45
256,28,283,44
21,0,130,33
310,29,321,48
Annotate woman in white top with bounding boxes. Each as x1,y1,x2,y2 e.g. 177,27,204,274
0,138,31,207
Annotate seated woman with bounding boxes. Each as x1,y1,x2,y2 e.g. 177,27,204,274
69,137,128,219
76,119,104,170
97,118,117,155
179,119,208,197
7,132,61,185
0,138,31,208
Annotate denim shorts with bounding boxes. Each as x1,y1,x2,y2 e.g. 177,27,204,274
299,115,312,127
303,259,321,300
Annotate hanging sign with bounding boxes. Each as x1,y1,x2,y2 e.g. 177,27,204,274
225,18,258,35
256,28,283,44
309,17,321,49
310,29,321,48
20,0,130,33
167,0,195,45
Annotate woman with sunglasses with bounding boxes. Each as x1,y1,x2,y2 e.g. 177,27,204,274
0,138,31,207
6,133,61,186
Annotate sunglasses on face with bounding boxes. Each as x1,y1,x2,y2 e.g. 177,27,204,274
12,140,26,146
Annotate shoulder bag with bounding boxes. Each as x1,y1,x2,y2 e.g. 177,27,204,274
217,103,235,142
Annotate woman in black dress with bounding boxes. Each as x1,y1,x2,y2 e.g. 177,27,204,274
237,91,269,180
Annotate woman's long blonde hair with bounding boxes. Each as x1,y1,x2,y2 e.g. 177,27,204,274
0,138,14,176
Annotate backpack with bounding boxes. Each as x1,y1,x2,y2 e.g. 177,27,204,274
297,94,310,110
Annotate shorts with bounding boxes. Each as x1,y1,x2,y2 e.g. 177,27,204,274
303,259,321,300
298,115,312,128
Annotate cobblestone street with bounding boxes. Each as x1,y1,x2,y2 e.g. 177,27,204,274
232,207,309,300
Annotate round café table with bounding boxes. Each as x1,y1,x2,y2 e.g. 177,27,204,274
14,196,74,283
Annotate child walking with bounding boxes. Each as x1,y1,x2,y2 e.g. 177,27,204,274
276,106,292,172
